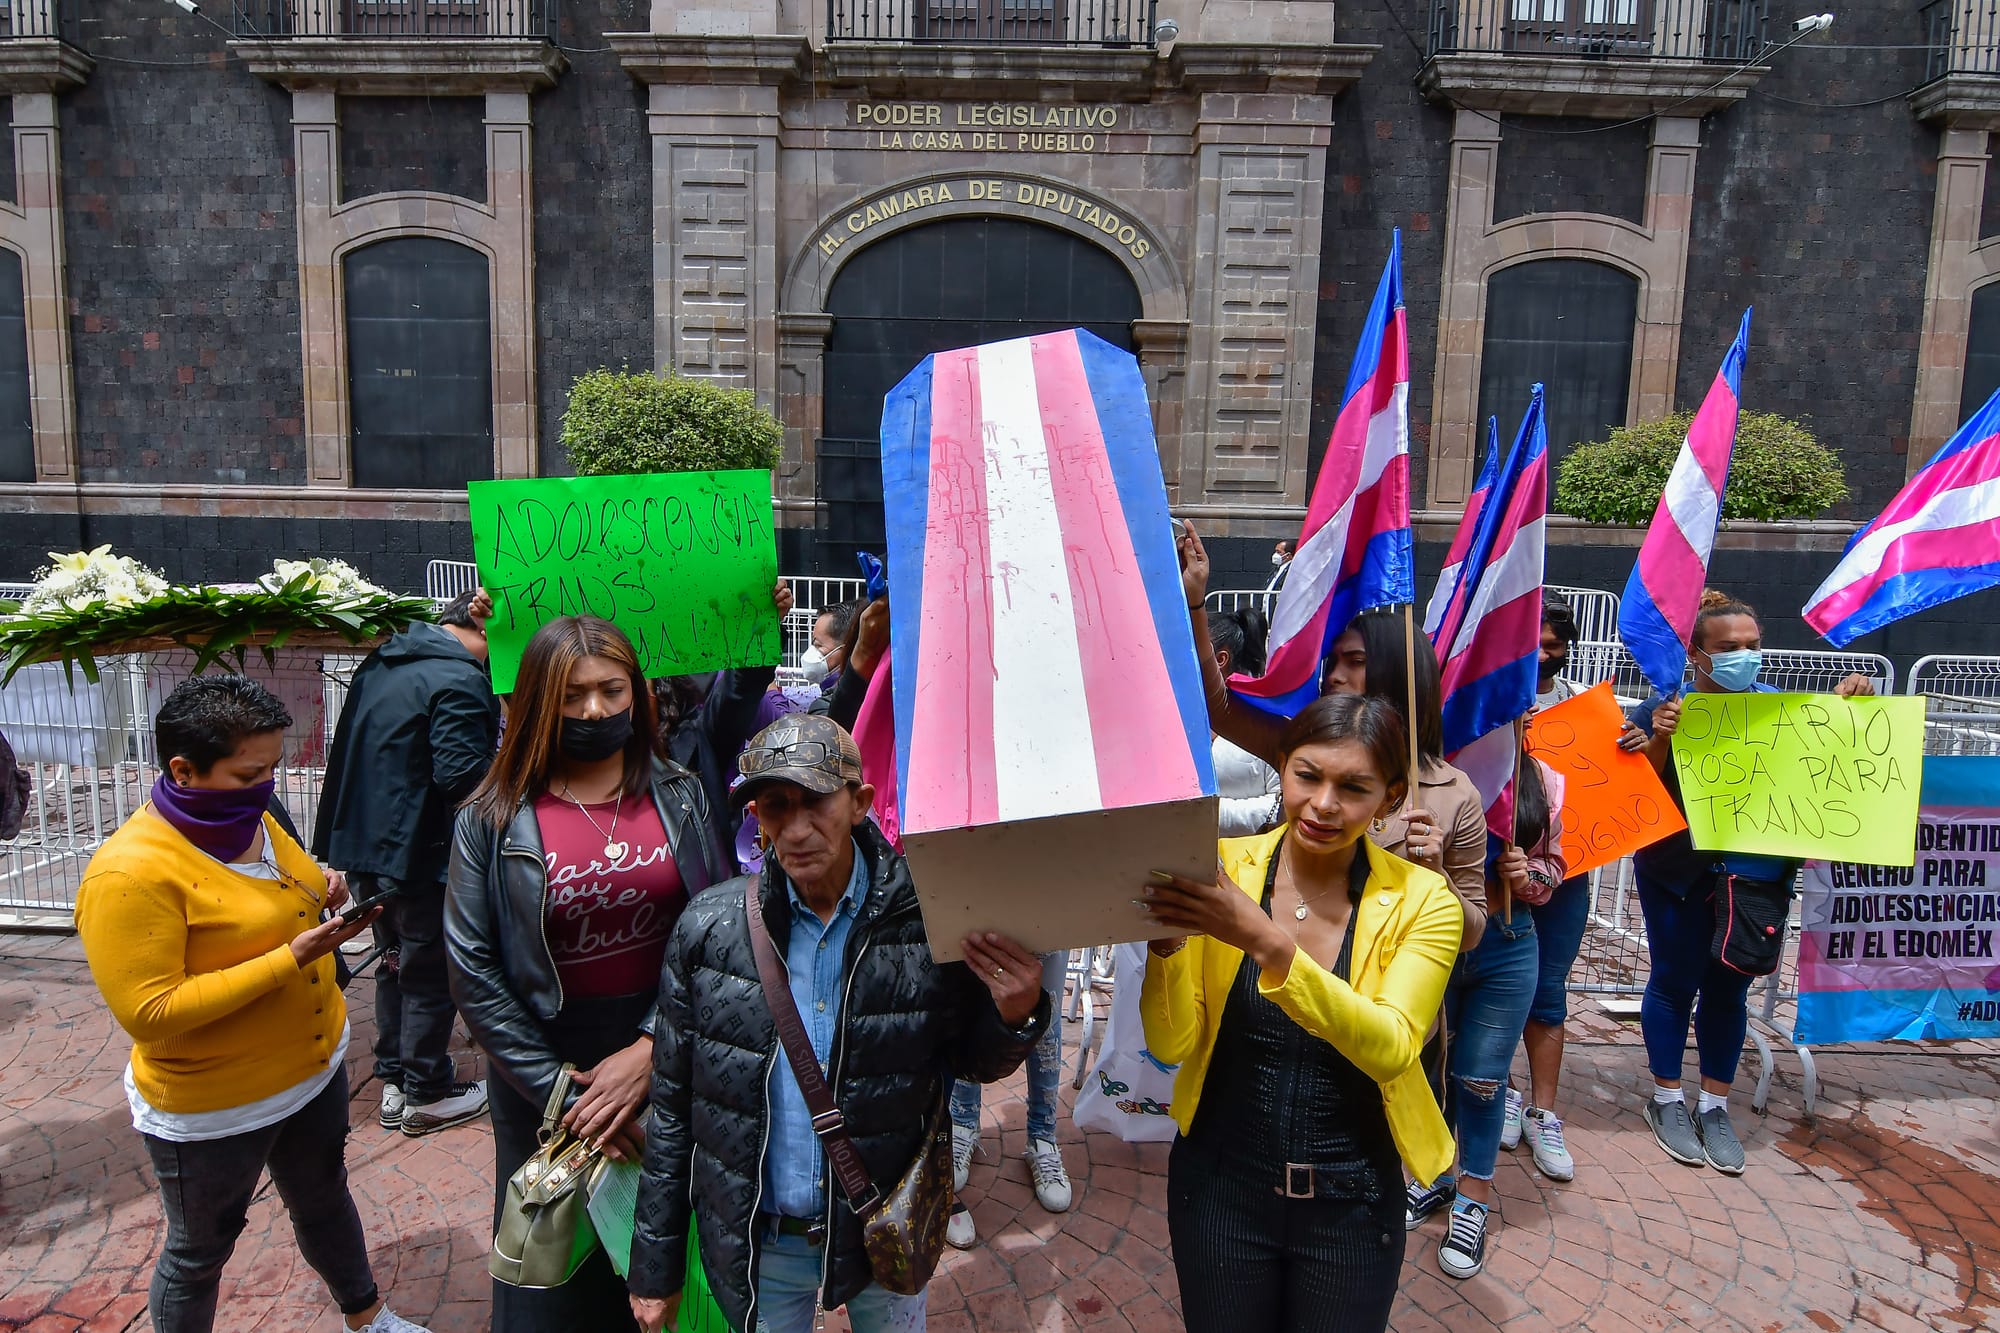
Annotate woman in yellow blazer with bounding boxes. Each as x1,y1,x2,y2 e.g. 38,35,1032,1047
1141,693,1461,1333
74,674,428,1333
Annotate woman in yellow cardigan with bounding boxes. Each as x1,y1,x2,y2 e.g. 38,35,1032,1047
74,675,429,1333
1140,693,1461,1333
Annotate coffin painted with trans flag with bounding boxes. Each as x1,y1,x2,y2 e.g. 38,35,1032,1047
880,328,1218,963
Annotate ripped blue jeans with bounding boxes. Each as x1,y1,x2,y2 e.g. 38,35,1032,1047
1442,906,1539,1184
952,951,1065,1143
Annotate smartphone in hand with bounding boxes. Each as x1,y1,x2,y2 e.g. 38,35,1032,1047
337,885,399,925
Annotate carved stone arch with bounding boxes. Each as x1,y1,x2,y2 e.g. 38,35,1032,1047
782,169,1187,324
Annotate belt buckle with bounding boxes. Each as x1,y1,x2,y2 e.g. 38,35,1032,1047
1283,1163,1314,1199
805,1221,827,1247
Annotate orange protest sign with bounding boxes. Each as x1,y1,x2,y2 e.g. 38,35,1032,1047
1524,682,1686,878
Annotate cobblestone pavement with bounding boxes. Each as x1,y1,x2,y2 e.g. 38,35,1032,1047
5,931,2000,1332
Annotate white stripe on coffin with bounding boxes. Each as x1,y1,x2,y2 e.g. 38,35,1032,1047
1270,383,1409,648
977,337,1105,823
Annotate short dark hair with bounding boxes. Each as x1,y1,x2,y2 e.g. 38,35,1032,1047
1542,589,1579,646
1278,693,1410,799
1208,606,1269,677
155,675,292,775
818,600,860,641
439,590,481,629
1339,608,1444,764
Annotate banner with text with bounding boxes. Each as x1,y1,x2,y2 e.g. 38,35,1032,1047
1525,682,1685,878
1671,692,1925,866
1796,756,2000,1044
469,470,780,695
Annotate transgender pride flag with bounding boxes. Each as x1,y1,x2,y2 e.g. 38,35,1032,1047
1619,309,1751,695
1803,385,2000,646
1424,416,1499,643
1231,234,1414,717
877,329,1216,836
1435,387,1549,834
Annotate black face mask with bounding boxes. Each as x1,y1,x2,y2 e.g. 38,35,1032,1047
1539,656,1567,687
559,708,634,762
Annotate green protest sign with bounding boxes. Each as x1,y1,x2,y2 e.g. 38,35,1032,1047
1670,692,1925,866
469,470,780,695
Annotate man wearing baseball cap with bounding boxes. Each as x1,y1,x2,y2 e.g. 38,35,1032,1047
628,714,1049,1333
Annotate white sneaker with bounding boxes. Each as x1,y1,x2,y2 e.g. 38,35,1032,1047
1523,1107,1576,1182
951,1122,978,1194
944,1201,976,1250
356,1306,432,1333
378,1083,405,1130
401,1081,488,1136
1499,1086,1523,1151
1026,1137,1072,1213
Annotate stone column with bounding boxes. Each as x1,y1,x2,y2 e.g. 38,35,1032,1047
291,90,346,486
1429,108,1501,508
6,93,76,481
1182,90,1331,512
1133,318,1191,504
776,311,831,508
1909,127,1991,477
647,82,781,406
485,91,538,480
1631,115,1699,426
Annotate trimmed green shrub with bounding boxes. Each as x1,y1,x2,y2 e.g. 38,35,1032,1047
1554,409,1848,525
560,367,783,477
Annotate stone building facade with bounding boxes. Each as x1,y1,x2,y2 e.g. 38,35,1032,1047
0,0,1992,666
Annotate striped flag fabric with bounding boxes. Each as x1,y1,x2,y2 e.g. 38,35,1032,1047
1618,308,1752,696
1804,385,2000,646
877,328,1217,838
851,655,902,850
1435,386,1550,835
1424,415,1499,643
1230,233,1414,717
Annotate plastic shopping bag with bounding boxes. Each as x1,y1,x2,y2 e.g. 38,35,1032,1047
1071,943,1179,1144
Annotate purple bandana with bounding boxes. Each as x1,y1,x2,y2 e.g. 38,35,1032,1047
149,777,276,863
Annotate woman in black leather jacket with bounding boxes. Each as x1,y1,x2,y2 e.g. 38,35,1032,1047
445,615,724,1333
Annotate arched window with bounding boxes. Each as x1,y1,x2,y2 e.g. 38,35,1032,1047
1476,258,1639,464
344,237,492,488
1960,282,2000,425
0,248,33,482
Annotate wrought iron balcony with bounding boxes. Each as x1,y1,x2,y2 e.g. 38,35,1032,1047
0,0,81,46
231,0,557,39
1426,0,1768,61
827,0,1159,47
1924,0,2000,80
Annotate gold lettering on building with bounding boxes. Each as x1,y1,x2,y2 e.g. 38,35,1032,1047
851,102,1120,153
816,178,1151,262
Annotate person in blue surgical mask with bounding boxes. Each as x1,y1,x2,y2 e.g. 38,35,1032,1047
1615,590,1872,1175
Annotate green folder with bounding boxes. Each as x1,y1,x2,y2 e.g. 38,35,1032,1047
585,1162,728,1332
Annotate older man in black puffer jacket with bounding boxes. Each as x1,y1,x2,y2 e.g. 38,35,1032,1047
628,714,1049,1333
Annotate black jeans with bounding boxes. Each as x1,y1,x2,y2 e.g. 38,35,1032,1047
140,1068,378,1333
1168,1136,1404,1333
366,875,459,1102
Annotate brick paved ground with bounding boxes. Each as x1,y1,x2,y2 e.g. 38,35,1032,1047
5,930,2000,1333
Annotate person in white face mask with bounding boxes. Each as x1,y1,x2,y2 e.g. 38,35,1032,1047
801,601,858,696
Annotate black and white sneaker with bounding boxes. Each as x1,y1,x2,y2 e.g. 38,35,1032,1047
378,1083,405,1130
1438,1199,1490,1279
1405,1176,1456,1230
401,1081,488,1136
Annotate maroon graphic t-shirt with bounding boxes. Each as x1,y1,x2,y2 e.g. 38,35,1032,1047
534,791,687,1000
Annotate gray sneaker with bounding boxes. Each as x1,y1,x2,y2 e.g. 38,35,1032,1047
1644,1097,1706,1167
401,1081,488,1137
1695,1105,1746,1176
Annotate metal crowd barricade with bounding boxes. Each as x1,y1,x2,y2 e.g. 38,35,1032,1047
424,558,479,602
1547,583,1619,643
1206,588,1277,617
0,647,359,923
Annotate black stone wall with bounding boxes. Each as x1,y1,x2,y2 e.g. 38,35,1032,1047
529,1,653,476
65,3,302,486
1493,114,1650,225
339,95,487,204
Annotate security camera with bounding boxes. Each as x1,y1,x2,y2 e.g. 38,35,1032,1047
1154,16,1180,43
1792,12,1833,32
168,0,199,10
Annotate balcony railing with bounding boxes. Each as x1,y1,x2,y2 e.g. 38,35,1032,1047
231,0,557,38
1426,0,1768,61
827,0,1158,46
1924,0,2000,79
0,0,81,44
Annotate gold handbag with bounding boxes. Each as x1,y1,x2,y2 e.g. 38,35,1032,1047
490,1065,605,1288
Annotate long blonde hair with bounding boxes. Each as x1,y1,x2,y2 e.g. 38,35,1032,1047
469,616,658,825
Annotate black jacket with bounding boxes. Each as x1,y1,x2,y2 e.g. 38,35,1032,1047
627,820,1047,1328
443,758,724,1111
666,665,777,865
314,622,499,885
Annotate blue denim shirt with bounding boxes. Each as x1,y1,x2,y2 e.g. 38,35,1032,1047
761,841,868,1219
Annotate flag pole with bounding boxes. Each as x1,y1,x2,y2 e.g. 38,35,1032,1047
1402,602,1421,795
1506,714,1523,921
